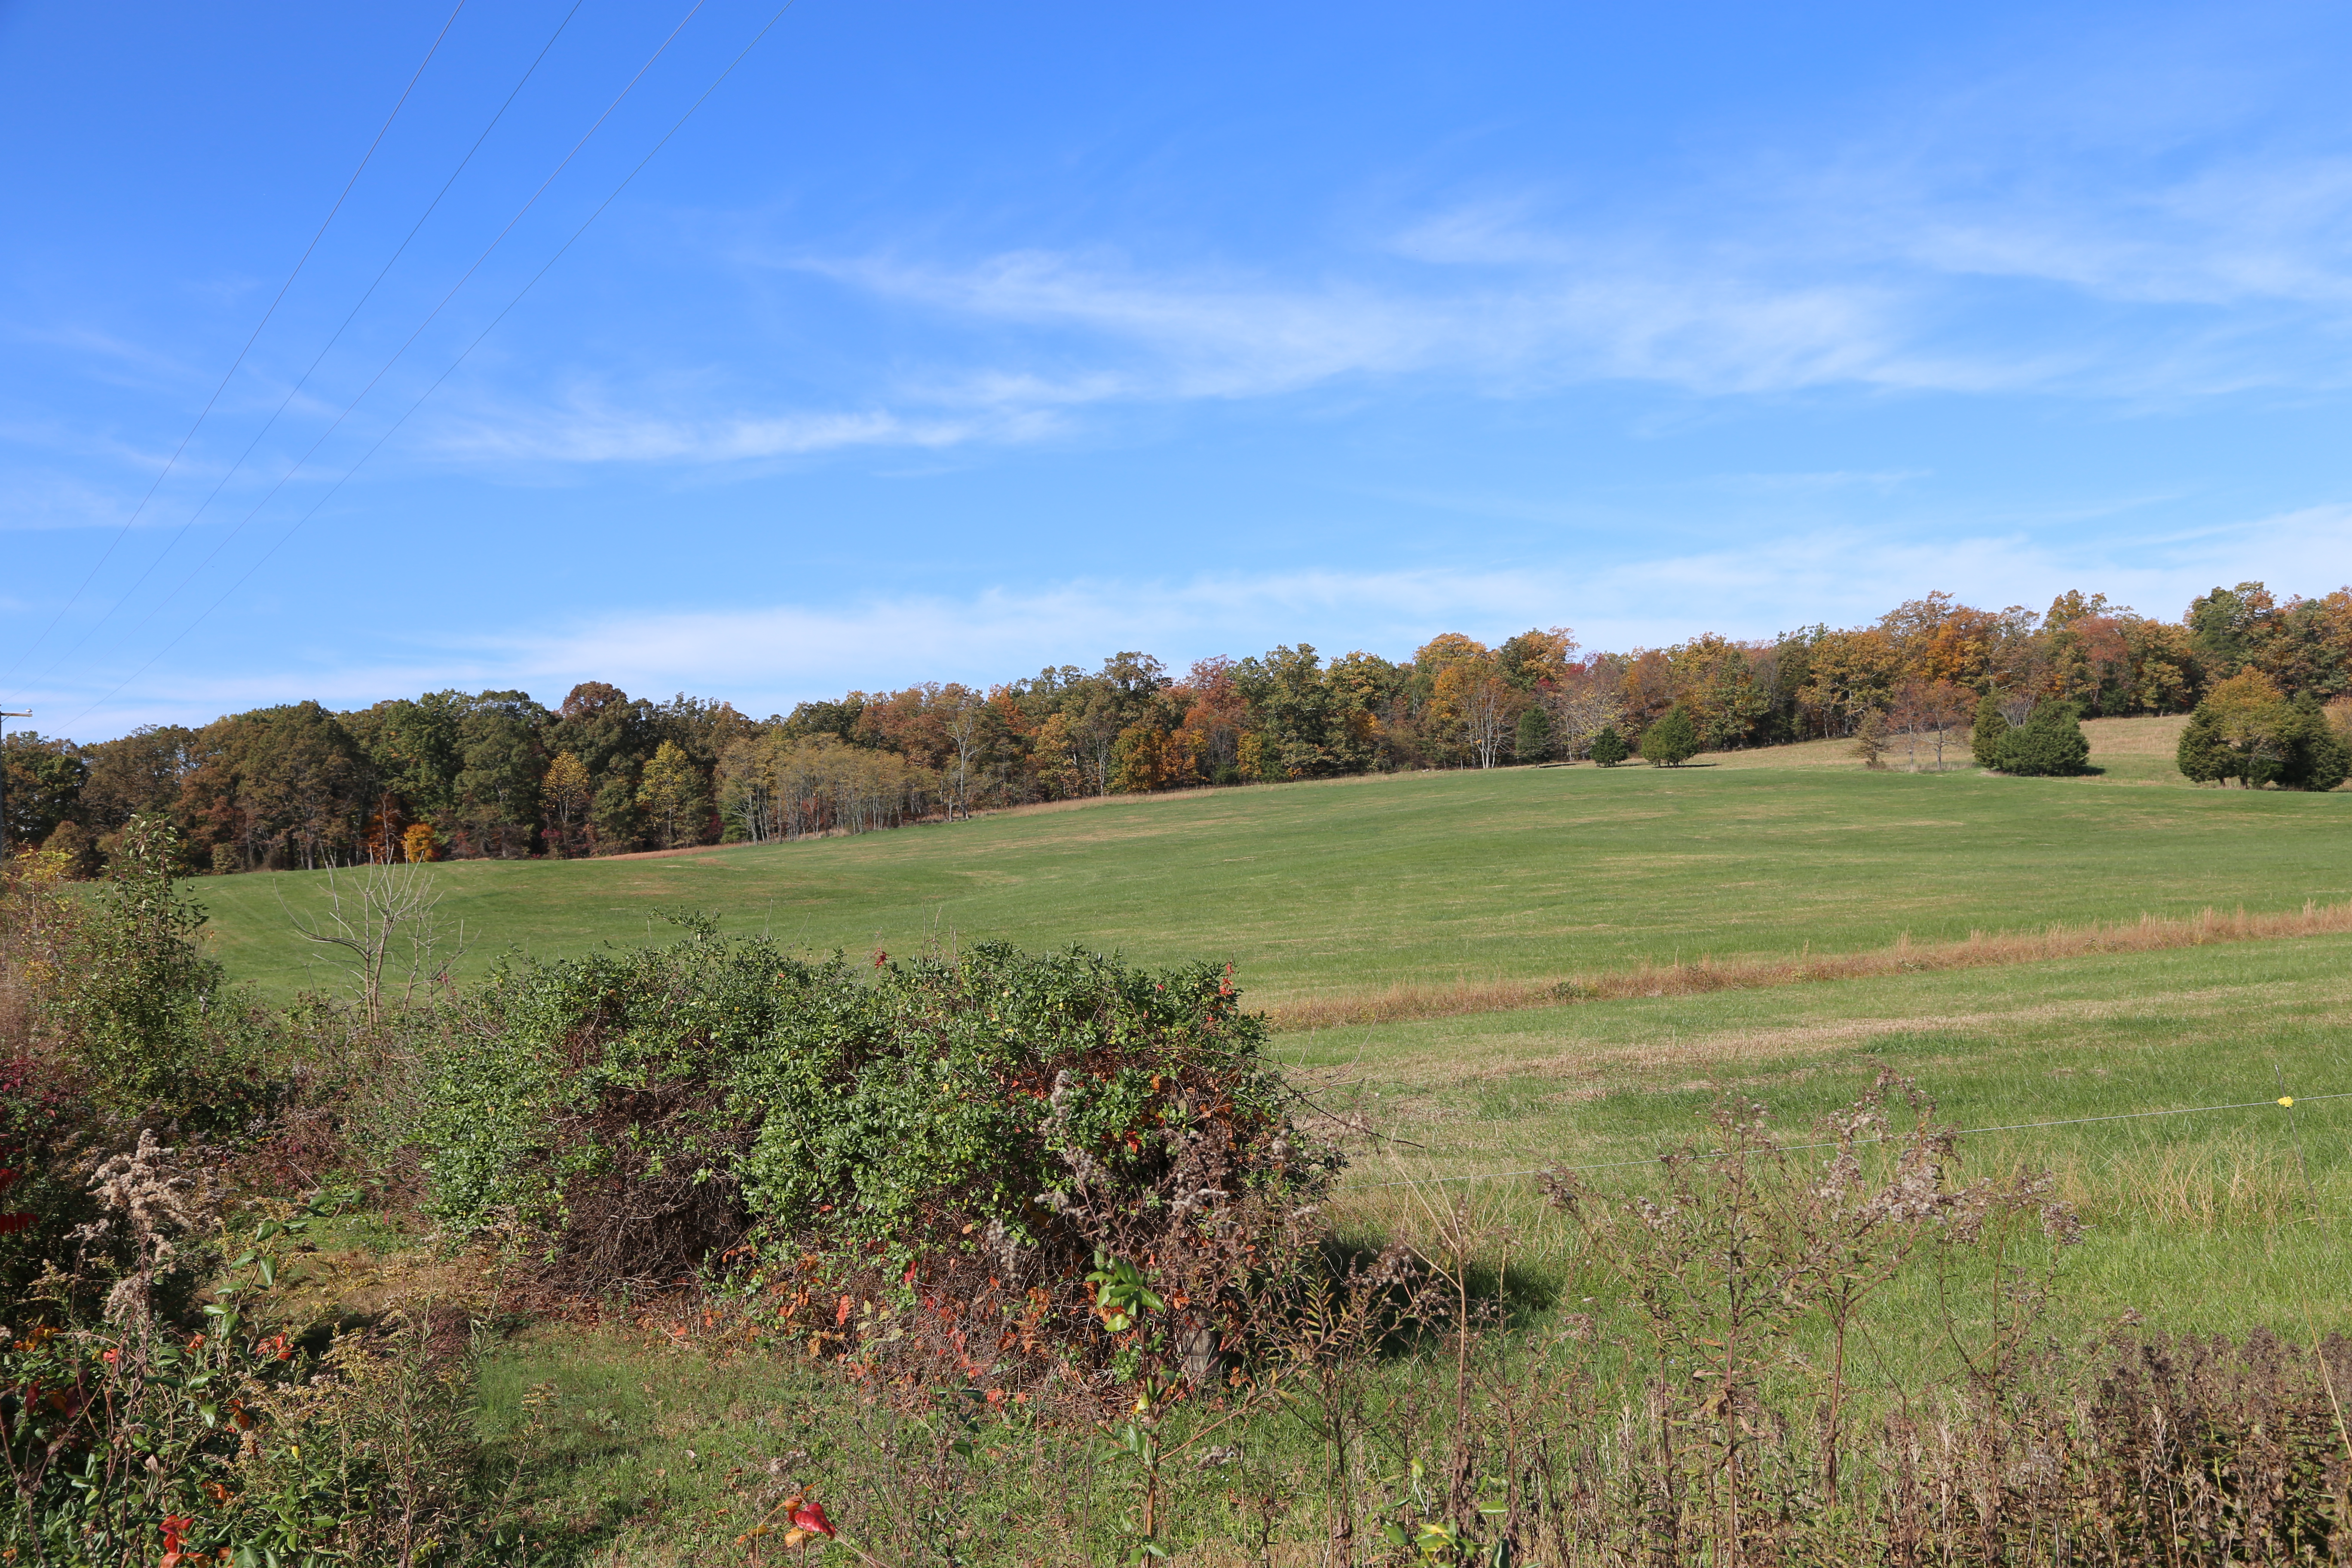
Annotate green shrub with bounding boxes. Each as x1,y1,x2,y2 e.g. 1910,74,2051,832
2272,692,2351,790
1588,726,1629,766
40,815,265,1121
1994,700,2091,776
420,937,1335,1376
2173,672,2346,790
1638,706,1700,767
1969,692,2008,769
2175,704,2235,784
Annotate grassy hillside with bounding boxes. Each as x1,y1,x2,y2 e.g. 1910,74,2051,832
179,713,2352,1565
199,716,2348,1003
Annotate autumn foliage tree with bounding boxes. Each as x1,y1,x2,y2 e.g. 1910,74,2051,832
1850,712,1891,770
23,579,2352,872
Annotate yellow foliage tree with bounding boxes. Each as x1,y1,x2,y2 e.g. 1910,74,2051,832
635,740,707,851
542,750,592,858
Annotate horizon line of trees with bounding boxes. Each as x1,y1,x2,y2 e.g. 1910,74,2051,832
5,579,2348,875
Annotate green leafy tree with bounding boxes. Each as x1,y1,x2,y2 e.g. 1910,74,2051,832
2186,581,2274,679
1995,700,2092,777
551,681,656,851
2,730,88,852
1969,692,2009,769
77,724,199,836
451,691,548,859
1639,705,1701,768
1589,726,1629,767
1515,705,1554,763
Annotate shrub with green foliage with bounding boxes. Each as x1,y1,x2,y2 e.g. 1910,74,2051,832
37,815,263,1121
1994,700,2092,777
2180,687,2349,790
1588,726,1629,766
2271,692,2351,790
1969,692,2008,769
421,936,1336,1378
1638,706,1700,767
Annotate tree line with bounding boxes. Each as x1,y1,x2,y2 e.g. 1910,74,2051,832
4,579,2346,873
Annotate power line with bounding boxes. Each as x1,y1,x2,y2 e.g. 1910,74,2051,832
60,0,717,722
30,0,590,688
2,1,469,688
1358,1090,2352,1189
66,0,805,730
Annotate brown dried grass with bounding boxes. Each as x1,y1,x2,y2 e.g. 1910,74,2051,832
1266,898,2352,1032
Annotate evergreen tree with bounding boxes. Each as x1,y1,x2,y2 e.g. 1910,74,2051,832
1589,726,1629,767
2272,692,2350,792
1640,706,1700,767
1969,692,2009,769
2174,706,2236,784
1995,700,2092,776
1515,705,1554,763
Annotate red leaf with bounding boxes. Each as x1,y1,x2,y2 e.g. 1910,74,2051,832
792,1499,837,1537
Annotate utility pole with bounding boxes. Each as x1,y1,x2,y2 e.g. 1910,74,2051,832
0,709,27,860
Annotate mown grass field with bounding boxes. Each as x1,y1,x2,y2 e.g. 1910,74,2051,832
204,716,2348,1007
233,714,2352,1564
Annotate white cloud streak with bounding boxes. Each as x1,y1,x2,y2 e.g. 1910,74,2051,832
45,500,2351,738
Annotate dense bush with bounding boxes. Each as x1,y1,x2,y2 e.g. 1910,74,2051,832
1994,698,2092,775
1587,725,1628,766
421,936,1337,1380
2179,680,2350,790
1637,705,1700,767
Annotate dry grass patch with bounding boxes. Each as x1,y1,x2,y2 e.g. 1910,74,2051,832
1266,897,2352,1031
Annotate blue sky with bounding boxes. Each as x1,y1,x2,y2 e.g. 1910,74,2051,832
6,0,2352,737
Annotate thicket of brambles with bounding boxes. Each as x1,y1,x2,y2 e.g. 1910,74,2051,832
10,828,2352,1563
7,581,2351,879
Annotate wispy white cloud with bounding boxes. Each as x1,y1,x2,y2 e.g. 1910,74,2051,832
36,493,2352,738
427,396,1050,465
808,246,1922,398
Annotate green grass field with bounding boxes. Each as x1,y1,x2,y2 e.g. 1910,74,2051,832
454,934,2352,1565
1302,931,2352,1332
203,716,2350,1006
229,714,2352,1564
